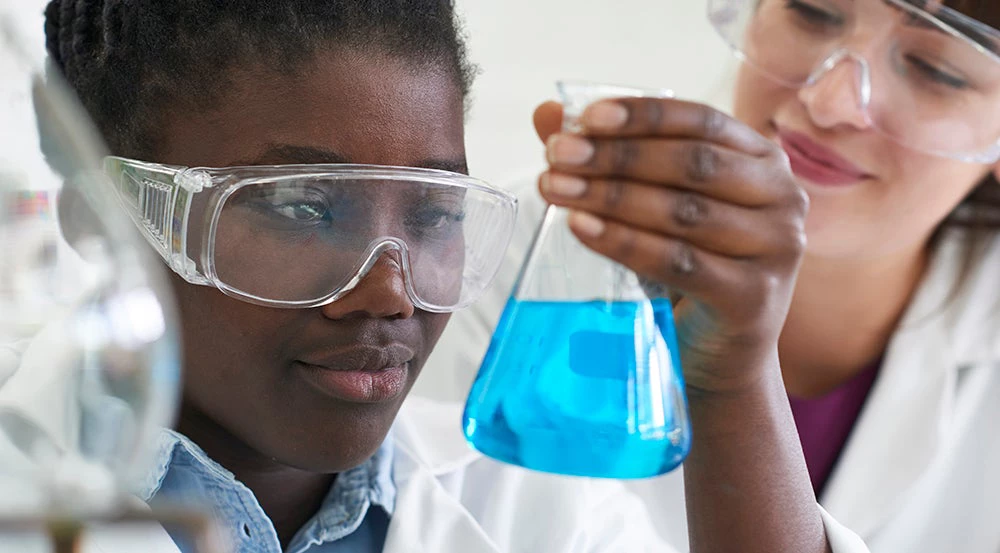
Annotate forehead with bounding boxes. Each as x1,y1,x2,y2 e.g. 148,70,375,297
154,49,467,170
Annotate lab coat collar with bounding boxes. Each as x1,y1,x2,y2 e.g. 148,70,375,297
896,229,1000,369
821,230,1000,537
375,396,502,552
383,453,501,552
392,396,482,476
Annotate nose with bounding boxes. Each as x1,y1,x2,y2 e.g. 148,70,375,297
797,55,873,131
320,252,416,320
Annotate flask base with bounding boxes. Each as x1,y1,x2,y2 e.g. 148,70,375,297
464,411,689,479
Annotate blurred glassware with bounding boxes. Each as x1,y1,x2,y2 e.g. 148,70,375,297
0,8,206,552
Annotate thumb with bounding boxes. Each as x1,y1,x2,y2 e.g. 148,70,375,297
533,101,564,143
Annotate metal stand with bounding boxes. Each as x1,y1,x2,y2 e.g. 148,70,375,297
0,506,226,553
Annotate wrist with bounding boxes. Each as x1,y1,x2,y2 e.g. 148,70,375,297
684,350,790,436
684,346,784,402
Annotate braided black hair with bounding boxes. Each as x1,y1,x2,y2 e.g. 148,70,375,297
43,0,476,159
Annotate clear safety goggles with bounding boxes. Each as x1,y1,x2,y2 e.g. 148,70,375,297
708,0,1000,163
103,156,518,313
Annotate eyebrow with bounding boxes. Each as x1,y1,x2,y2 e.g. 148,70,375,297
232,144,469,175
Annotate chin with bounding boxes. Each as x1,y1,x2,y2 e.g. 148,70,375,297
268,396,409,473
288,422,395,473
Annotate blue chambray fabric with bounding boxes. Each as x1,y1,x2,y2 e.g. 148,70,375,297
134,428,396,553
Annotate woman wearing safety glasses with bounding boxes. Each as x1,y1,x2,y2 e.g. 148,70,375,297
432,0,1000,551
0,0,878,552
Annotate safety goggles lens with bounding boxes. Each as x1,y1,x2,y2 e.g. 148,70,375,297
709,0,1000,161
210,175,516,312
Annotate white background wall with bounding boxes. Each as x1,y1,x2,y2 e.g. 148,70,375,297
1,0,56,188
457,0,734,187
3,0,735,188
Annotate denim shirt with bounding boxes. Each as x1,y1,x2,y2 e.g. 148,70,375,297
134,429,396,553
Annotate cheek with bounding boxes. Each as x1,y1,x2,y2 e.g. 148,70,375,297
804,154,989,258
732,65,789,134
884,157,989,227
168,276,288,388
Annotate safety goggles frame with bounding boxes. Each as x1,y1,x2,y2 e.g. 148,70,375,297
102,156,518,313
708,0,1000,163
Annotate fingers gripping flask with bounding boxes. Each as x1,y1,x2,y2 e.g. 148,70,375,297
462,82,692,479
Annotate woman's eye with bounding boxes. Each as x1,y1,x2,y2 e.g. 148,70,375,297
904,55,970,90
784,0,844,27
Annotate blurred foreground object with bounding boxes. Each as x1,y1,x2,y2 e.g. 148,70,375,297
0,9,223,553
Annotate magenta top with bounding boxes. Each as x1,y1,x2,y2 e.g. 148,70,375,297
788,360,882,496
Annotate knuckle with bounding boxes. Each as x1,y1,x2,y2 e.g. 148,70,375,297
700,105,727,140
672,192,709,228
639,99,665,130
745,270,780,307
639,275,670,299
772,143,792,167
791,187,810,214
602,179,627,210
768,161,808,211
684,143,722,184
613,227,638,260
790,228,808,256
668,242,698,277
608,139,640,174
771,214,807,259
762,272,784,299
783,217,808,256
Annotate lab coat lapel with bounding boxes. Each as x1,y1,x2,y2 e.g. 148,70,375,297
382,397,502,552
819,323,953,538
820,232,982,538
383,451,501,553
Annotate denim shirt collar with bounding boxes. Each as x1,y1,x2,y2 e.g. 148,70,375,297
134,427,396,552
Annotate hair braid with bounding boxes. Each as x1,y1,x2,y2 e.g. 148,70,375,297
43,0,475,159
42,1,64,70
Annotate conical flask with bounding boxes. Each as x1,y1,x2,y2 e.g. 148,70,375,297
463,82,692,479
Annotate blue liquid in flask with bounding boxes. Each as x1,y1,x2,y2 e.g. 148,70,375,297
463,298,692,479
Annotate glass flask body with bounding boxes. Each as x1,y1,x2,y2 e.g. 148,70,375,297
463,82,692,479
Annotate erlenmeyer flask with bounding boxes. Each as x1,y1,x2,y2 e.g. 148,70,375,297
463,81,692,479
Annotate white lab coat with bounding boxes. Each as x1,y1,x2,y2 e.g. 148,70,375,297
0,319,869,552
421,180,1000,552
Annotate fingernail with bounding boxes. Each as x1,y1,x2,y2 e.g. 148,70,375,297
583,101,628,131
544,174,587,198
547,134,595,166
568,210,606,238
